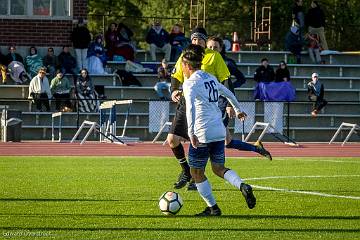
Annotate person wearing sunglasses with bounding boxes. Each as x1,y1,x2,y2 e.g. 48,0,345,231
28,67,52,112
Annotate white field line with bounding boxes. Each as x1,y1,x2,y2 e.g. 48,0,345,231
252,184,360,200
243,175,360,200
226,157,360,163
245,175,360,181
273,159,360,163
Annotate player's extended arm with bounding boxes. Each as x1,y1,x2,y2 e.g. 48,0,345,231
218,83,246,121
222,78,236,118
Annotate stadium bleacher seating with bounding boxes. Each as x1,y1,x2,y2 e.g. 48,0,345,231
1,49,359,142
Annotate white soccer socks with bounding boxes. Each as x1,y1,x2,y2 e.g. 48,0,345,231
224,169,243,189
196,179,216,207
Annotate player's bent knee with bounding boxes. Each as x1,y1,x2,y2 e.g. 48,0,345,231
211,164,226,178
167,134,180,148
191,168,206,183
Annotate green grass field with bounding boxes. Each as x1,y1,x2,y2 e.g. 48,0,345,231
0,156,359,239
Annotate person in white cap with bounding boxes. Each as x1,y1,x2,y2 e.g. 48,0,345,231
307,72,327,116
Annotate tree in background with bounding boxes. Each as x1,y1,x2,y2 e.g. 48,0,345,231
87,0,360,51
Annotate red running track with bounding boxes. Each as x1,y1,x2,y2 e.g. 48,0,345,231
0,142,359,157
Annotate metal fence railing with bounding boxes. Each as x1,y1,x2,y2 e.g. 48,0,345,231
0,98,359,142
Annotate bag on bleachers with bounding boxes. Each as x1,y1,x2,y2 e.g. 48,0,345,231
125,60,153,73
87,56,106,74
115,69,142,87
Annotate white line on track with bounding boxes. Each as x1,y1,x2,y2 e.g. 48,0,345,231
252,184,360,200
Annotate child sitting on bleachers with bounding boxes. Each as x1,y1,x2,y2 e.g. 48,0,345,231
305,32,322,64
154,58,171,100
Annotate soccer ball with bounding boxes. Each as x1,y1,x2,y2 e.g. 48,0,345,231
159,191,183,215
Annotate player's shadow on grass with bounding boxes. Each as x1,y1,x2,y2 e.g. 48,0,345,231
0,198,153,202
0,226,359,233
1,213,359,221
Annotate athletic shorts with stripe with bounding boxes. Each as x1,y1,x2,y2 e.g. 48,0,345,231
188,140,225,169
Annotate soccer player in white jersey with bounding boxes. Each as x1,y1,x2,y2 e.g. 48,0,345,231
182,44,256,216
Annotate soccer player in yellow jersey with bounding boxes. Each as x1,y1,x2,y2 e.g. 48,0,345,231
168,28,271,190
168,27,233,190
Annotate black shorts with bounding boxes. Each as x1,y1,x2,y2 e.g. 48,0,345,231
219,96,229,127
169,97,189,140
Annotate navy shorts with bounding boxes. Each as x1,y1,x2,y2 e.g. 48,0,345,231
188,140,225,169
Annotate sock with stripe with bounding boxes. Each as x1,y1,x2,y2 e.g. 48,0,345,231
171,143,190,176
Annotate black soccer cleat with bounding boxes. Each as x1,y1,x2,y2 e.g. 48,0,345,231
195,205,222,217
255,141,272,160
173,171,191,189
240,183,256,209
187,179,197,191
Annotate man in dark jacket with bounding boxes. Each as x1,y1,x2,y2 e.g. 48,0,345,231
71,18,91,70
146,20,171,62
58,46,77,84
254,58,275,83
305,1,328,50
5,45,23,65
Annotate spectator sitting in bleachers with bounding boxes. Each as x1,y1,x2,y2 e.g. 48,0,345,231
28,67,52,112
87,35,107,74
254,59,295,101
0,48,7,84
43,47,59,79
275,61,290,82
116,22,136,61
5,45,23,66
154,58,171,100
75,68,98,113
206,36,246,88
25,46,43,78
58,46,77,79
254,58,274,83
50,69,72,112
307,72,327,117
169,23,189,61
105,22,119,60
146,20,171,62
305,32,322,64
285,26,303,64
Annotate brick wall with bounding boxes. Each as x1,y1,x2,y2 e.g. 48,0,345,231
0,0,88,47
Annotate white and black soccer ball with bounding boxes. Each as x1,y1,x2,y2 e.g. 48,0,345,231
159,191,183,215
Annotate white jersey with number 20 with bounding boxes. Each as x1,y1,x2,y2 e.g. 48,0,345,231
183,70,242,143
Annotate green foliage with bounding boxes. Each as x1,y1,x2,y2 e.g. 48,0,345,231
1,156,360,239
86,0,360,50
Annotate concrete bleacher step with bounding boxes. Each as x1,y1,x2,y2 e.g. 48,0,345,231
134,50,360,65
133,74,360,89
4,47,357,65
107,61,360,79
